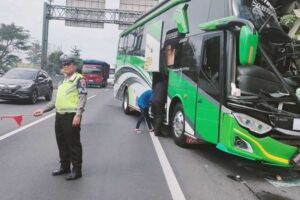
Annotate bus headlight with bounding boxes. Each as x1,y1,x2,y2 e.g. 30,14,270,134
233,113,272,134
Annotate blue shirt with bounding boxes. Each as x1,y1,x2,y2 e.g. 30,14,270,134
138,90,152,109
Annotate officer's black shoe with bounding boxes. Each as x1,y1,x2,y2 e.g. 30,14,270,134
65,170,82,181
52,168,71,176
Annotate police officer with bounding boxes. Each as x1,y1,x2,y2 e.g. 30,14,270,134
33,54,87,181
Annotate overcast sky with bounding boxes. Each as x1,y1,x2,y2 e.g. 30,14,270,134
0,0,124,65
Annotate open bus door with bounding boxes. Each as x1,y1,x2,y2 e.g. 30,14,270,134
144,20,164,73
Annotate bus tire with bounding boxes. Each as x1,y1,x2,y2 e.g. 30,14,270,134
123,89,131,115
171,103,187,147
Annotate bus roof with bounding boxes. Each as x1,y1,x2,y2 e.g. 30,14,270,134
120,0,188,37
83,59,109,66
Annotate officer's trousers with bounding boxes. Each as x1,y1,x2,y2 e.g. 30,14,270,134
55,113,82,171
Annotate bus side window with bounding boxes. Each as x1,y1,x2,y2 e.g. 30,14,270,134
132,28,145,57
176,35,202,83
166,45,176,67
126,32,136,54
118,37,126,54
199,35,222,98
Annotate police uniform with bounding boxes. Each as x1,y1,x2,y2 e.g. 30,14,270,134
43,57,87,180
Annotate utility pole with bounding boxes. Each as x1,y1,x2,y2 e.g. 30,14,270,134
41,2,50,70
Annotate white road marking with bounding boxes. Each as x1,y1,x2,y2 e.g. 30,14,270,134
87,95,97,100
149,132,186,200
0,95,97,141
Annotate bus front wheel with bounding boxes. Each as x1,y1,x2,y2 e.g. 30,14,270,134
171,103,187,147
123,89,131,115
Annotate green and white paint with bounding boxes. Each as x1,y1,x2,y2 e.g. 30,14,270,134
114,0,299,167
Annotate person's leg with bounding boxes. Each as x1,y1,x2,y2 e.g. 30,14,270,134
136,108,145,129
55,114,70,170
154,103,164,136
144,108,153,130
64,114,82,174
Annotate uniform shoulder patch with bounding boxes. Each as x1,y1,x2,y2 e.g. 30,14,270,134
77,78,88,94
80,78,87,88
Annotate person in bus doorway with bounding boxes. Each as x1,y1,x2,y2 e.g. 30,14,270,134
152,30,182,136
134,90,153,133
152,73,168,137
33,54,87,181
151,36,177,137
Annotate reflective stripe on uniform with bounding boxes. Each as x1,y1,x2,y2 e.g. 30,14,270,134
55,73,83,113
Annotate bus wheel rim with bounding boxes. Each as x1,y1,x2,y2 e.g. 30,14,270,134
173,111,184,138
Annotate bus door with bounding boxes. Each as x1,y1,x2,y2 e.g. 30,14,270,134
195,32,224,144
167,33,203,137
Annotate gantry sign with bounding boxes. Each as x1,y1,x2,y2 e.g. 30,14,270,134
41,1,149,70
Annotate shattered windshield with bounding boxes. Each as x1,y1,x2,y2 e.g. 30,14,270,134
233,0,280,29
233,0,300,97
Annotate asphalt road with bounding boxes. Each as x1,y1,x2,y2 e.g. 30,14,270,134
0,87,300,200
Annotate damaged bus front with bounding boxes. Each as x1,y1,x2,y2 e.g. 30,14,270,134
115,0,300,168
217,0,300,167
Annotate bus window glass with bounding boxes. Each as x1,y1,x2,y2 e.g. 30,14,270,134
199,35,221,98
135,35,142,51
187,0,210,34
160,8,177,47
132,27,146,57
82,65,102,74
208,0,226,21
178,35,202,82
126,32,136,53
118,37,125,54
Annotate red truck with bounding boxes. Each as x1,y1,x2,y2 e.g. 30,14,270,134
82,60,110,88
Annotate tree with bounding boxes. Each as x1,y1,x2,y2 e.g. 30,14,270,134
4,55,21,69
26,40,42,65
0,23,30,71
70,46,83,73
71,45,81,58
47,50,64,75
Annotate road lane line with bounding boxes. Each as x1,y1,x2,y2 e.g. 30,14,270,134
149,132,186,200
0,95,97,141
87,95,97,100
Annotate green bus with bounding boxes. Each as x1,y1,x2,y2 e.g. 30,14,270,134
114,0,300,167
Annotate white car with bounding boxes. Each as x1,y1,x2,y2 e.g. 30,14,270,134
108,68,115,86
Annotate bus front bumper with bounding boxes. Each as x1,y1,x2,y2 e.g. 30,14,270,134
218,114,299,167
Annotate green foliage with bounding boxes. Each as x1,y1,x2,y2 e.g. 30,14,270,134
47,50,64,75
70,46,83,73
4,55,21,69
26,40,42,65
0,23,30,71
281,14,297,29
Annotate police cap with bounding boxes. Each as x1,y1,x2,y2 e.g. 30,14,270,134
60,54,76,65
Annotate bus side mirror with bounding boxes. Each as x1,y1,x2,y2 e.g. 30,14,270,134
173,4,189,34
239,26,258,65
